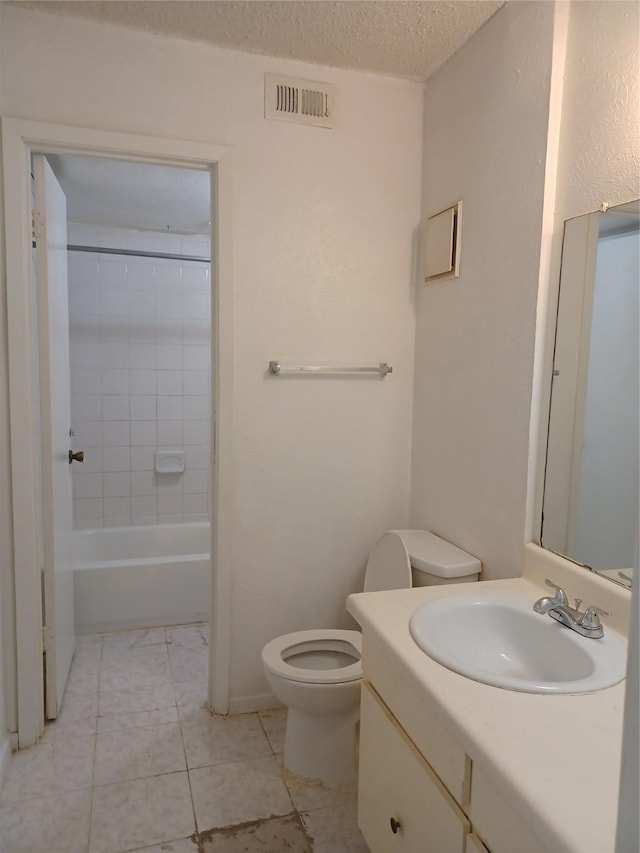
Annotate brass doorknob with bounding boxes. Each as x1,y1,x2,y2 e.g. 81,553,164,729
68,450,84,464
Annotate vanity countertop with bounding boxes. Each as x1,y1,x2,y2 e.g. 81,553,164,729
347,575,626,853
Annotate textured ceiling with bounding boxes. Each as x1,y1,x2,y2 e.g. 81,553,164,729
12,0,504,81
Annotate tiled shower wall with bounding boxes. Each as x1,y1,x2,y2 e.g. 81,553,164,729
68,223,211,529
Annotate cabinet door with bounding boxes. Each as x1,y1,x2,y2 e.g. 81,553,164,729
358,683,469,853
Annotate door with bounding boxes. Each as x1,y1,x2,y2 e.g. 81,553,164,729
33,154,76,719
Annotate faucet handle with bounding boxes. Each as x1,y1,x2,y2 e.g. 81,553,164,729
544,579,568,604
579,605,611,629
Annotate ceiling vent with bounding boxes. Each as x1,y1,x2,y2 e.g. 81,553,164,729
265,74,334,129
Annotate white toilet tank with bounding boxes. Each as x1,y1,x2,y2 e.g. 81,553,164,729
363,529,480,592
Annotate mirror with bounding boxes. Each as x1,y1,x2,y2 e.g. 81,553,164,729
542,200,639,589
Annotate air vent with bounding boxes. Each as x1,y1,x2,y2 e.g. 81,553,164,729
265,74,334,129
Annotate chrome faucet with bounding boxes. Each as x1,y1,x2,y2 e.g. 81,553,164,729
533,579,611,639
533,578,569,614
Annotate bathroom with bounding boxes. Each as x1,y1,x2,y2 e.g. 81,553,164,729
0,0,638,851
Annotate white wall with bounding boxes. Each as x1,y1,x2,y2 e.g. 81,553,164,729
0,7,423,705
68,224,211,529
547,5,639,847
410,1,556,579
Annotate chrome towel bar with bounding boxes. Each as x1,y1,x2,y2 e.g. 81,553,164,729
269,361,392,377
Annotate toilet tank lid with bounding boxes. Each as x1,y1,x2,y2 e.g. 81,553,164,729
390,530,481,578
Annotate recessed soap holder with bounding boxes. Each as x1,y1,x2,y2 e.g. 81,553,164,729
155,450,185,474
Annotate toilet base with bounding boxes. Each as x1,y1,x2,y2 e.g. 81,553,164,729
283,705,360,783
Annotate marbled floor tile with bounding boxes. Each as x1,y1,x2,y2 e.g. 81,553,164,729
199,815,312,853
173,680,210,721
166,624,208,649
98,680,176,716
99,658,172,692
180,712,272,769
300,803,368,853
0,786,92,853
2,734,96,802
89,771,196,853
282,762,358,813
168,647,208,684
258,708,286,755
101,628,167,653
94,722,186,785
97,705,178,734
129,839,198,853
189,755,294,832
42,690,99,744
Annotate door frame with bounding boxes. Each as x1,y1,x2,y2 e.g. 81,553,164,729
1,117,234,746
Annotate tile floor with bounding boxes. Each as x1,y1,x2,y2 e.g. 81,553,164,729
0,624,368,853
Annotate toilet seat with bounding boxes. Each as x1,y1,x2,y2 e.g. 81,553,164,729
262,629,362,685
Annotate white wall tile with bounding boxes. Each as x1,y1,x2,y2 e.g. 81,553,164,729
131,471,156,496
101,369,129,395
130,370,156,395
157,345,182,370
102,446,130,472
102,395,129,421
157,371,182,396
73,420,103,448
103,497,131,521
183,420,209,445
157,493,182,516
102,342,130,368
131,495,157,521
126,263,155,290
103,472,131,498
130,395,156,421
79,448,103,473
75,497,104,521
157,395,183,421
156,292,181,318
72,395,102,421
102,421,130,447
183,396,209,421
98,261,127,289
182,371,208,396
130,420,157,446
183,346,209,371
73,472,103,500
157,421,183,444
71,341,102,368
182,493,208,515
72,368,101,396
129,344,156,370
69,226,210,528
183,469,208,494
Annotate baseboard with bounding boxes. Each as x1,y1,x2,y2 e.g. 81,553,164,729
0,734,12,793
228,692,283,715
75,613,209,635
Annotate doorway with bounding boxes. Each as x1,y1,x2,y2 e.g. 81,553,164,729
2,119,233,748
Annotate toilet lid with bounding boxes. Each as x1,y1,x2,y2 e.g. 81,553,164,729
363,531,412,592
262,629,362,684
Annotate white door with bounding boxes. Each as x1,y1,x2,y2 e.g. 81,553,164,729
33,154,76,719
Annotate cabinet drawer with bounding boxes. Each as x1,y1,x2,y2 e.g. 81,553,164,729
358,683,470,853
363,634,470,803
468,766,547,853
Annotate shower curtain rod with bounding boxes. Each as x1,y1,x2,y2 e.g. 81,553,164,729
31,239,210,263
67,244,211,263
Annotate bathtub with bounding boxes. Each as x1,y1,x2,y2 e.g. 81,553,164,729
73,522,210,634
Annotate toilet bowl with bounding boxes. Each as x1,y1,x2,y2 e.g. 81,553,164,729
261,530,481,783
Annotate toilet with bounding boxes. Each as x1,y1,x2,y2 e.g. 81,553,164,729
261,529,481,783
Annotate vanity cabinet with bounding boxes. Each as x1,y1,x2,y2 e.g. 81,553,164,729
358,635,548,853
358,682,470,852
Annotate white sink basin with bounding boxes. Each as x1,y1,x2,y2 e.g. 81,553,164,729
409,592,626,693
